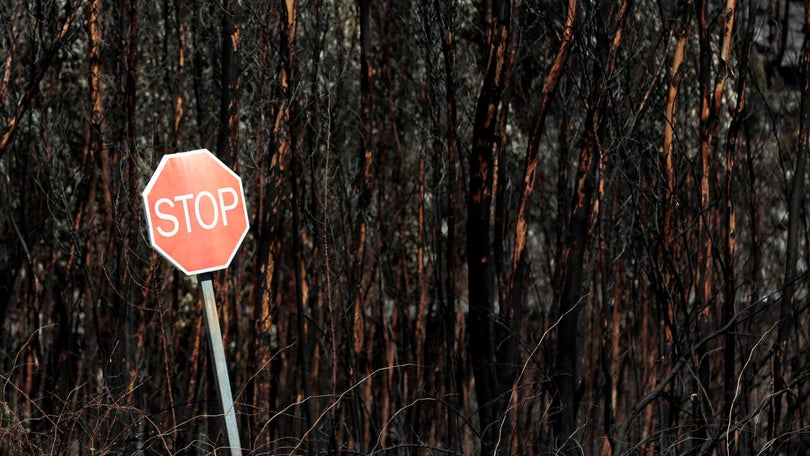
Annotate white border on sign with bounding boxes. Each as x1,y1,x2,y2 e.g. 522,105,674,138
142,149,250,276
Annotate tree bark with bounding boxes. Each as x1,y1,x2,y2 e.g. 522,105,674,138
439,0,462,445
552,2,628,450
466,1,511,453
509,0,576,342
692,0,736,449
722,0,755,449
346,0,375,450
770,5,810,448
658,4,691,451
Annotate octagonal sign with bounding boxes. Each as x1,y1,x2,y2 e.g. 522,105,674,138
142,149,249,275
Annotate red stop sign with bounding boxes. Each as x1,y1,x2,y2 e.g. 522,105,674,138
142,149,249,275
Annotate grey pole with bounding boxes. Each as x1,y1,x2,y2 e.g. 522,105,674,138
199,273,243,456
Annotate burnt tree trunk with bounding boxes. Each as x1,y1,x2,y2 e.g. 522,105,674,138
466,1,511,453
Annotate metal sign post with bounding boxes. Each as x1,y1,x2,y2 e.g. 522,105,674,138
199,272,242,456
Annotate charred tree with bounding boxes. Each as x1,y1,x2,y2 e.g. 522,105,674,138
465,0,512,453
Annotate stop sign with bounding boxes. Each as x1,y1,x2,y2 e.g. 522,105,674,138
142,149,249,275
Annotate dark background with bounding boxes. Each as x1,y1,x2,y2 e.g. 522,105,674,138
1,0,808,454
